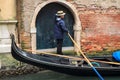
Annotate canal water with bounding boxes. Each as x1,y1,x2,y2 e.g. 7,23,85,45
0,70,120,80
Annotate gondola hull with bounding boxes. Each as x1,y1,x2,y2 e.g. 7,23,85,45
10,34,120,76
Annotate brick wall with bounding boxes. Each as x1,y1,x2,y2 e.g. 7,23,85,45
17,0,120,52
78,5,120,52
16,0,43,49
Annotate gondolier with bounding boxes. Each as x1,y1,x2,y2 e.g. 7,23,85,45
54,10,68,55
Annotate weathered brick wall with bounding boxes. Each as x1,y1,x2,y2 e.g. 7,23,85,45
18,0,120,52
78,5,120,52
17,0,43,49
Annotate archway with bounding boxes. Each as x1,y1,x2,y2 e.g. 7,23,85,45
30,0,81,52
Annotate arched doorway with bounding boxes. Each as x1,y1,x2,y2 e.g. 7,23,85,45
30,0,81,52
36,3,74,50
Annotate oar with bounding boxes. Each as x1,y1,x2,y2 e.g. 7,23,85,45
68,33,104,80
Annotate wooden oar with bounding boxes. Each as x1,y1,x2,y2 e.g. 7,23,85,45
68,33,104,80
25,49,120,65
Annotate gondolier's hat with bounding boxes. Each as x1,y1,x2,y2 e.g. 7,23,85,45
56,10,66,16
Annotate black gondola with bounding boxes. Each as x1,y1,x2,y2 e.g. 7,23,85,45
10,34,120,76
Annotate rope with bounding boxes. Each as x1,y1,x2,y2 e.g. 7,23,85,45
91,62,100,67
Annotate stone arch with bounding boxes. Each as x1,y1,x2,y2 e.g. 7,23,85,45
30,0,81,52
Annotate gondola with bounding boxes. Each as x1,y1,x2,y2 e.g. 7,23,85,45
10,34,120,76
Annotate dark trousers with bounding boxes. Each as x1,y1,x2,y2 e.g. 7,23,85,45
56,39,63,55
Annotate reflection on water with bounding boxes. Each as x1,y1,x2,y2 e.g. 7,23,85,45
0,70,120,80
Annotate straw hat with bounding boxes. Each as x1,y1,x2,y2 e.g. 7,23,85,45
56,10,66,16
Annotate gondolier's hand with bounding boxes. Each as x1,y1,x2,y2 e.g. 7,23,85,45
67,30,69,33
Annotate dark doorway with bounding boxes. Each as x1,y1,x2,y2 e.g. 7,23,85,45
36,2,74,49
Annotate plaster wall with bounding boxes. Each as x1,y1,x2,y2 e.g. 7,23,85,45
0,0,16,20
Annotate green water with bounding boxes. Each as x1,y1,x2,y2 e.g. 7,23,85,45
0,70,120,80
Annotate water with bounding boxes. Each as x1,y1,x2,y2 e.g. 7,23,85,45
0,70,120,80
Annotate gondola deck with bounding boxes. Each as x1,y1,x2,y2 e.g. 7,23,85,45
10,34,120,76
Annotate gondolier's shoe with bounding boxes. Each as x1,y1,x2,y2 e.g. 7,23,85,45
57,52,63,55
